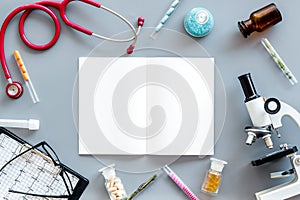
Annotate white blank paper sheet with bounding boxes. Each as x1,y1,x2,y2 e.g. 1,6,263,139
79,57,214,155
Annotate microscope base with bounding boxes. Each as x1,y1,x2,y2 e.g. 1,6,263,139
255,155,300,200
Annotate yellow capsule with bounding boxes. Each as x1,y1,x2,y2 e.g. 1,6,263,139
20,66,27,74
22,73,30,81
14,50,30,81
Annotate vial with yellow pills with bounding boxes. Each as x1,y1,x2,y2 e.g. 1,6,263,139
201,158,227,195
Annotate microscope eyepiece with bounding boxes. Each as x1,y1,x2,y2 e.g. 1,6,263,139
238,73,260,102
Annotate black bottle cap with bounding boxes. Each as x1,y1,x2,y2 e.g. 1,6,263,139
238,73,260,102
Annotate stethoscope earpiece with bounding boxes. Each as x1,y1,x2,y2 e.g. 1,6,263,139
6,82,23,99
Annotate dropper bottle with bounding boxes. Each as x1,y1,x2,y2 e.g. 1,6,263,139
201,158,227,195
238,3,282,38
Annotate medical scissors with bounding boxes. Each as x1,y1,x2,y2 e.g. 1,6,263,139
0,0,144,99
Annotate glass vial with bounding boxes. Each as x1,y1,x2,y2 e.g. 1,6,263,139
238,3,282,38
99,164,127,200
201,158,227,195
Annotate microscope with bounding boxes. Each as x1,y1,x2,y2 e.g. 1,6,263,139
238,73,300,200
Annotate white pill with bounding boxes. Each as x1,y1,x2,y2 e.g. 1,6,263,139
116,183,124,190
108,179,115,188
114,179,121,185
108,187,117,193
116,190,125,196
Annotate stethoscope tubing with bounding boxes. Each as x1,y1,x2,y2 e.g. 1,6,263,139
0,0,143,99
96,5,140,43
0,4,60,80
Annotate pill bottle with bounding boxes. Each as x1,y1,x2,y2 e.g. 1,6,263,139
99,164,127,200
201,158,227,195
238,3,282,38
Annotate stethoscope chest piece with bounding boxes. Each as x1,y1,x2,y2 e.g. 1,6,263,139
6,82,23,99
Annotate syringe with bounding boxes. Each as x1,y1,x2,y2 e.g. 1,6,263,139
163,165,200,200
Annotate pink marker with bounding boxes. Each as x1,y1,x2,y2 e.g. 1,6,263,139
163,165,200,200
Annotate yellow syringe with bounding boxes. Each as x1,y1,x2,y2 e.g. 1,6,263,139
14,50,39,103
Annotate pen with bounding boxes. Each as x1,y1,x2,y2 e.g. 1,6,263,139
127,170,162,200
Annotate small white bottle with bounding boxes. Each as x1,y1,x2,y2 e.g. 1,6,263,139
201,158,227,195
99,164,127,200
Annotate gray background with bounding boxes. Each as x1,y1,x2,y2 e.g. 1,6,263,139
1,0,300,199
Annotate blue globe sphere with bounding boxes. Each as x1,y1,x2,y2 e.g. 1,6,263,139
184,7,214,37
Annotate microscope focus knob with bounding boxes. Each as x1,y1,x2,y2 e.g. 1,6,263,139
264,98,281,115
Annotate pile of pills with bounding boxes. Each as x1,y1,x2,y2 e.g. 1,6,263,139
99,164,127,200
106,177,127,200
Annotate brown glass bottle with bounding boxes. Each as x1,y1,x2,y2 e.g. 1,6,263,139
238,3,282,38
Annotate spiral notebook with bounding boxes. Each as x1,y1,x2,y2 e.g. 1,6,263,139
0,127,89,200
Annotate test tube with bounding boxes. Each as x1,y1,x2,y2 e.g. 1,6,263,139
261,38,297,85
163,165,200,200
0,119,39,130
13,50,40,103
151,0,182,39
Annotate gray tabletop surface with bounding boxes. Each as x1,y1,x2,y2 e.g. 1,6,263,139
1,0,300,199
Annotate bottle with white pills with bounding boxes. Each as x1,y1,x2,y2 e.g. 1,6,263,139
99,164,127,200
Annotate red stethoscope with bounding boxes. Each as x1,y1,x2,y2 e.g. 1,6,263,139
0,0,144,99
